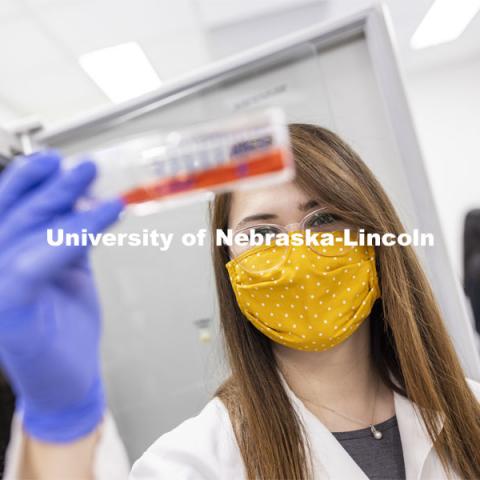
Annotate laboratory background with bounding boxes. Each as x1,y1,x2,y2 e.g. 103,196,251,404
0,0,479,465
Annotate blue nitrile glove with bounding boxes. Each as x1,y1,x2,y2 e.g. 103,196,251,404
0,151,124,442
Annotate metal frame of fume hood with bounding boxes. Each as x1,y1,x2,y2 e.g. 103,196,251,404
0,127,22,165
26,5,480,378
31,7,371,147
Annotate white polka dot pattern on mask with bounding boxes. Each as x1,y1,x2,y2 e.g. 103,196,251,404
226,231,381,352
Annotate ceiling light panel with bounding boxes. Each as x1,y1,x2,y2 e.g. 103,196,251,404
411,0,480,49
79,42,162,103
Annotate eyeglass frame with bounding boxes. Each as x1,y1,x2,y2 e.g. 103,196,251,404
229,207,354,260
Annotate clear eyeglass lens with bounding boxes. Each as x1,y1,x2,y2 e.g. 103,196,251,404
303,211,356,257
232,225,285,259
303,210,340,232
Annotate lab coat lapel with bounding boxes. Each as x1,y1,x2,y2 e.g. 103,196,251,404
393,390,443,480
279,372,452,480
298,401,370,480
281,377,369,480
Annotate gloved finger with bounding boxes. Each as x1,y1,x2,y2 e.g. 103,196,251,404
12,198,124,286
0,151,60,217
0,161,97,247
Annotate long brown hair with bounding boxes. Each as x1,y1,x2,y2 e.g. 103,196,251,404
211,124,480,479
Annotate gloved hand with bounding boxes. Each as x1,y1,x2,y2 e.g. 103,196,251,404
0,151,124,442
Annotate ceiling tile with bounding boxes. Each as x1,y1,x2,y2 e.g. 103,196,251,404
0,17,67,73
0,0,24,21
31,0,199,56
24,0,87,7
142,32,210,80
195,0,323,29
1,63,109,125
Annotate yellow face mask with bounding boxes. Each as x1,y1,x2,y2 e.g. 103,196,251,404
226,231,381,351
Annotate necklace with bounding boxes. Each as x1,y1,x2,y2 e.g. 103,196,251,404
300,375,383,440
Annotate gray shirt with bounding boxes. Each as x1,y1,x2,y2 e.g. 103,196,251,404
332,415,406,480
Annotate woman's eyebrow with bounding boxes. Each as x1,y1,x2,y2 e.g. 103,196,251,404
236,213,278,228
299,199,319,211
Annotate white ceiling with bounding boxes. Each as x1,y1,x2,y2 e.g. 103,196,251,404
0,0,210,126
0,0,479,128
385,0,480,71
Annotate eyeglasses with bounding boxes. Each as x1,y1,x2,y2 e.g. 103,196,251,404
230,207,356,271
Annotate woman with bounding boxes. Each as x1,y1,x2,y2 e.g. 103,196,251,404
2,124,480,479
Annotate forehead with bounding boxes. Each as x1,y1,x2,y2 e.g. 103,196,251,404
228,181,312,228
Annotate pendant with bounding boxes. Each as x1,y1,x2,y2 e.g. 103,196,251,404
370,425,383,440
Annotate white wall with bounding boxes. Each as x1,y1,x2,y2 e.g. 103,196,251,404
404,57,480,279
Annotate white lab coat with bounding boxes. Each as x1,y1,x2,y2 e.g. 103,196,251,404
5,378,480,479
130,378,480,480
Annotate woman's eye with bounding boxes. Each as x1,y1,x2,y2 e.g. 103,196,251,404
250,226,281,237
305,212,337,229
